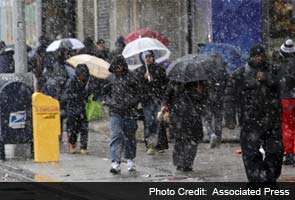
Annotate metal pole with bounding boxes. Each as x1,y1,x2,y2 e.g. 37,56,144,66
13,0,27,73
36,0,42,39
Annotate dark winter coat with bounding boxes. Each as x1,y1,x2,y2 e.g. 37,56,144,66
64,75,89,118
162,82,207,142
205,54,229,111
29,47,54,91
276,56,295,99
103,57,141,117
0,52,14,73
225,62,281,130
42,61,69,101
133,63,168,104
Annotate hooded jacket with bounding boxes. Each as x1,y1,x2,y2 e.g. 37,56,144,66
0,51,14,73
103,55,141,117
64,64,90,117
134,51,168,104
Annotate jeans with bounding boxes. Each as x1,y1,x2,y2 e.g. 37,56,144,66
109,113,138,162
143,101,160,147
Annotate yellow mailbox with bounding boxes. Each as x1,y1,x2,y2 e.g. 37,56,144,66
32,92,60,162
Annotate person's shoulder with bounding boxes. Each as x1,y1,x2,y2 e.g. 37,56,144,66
133,65,145,74
230,65,246,79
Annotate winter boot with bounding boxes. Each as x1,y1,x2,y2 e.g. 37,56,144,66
110,161,121,174
127,159,136,171
69,144,77,154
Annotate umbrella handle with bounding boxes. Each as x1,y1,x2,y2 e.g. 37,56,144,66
144,62,151,82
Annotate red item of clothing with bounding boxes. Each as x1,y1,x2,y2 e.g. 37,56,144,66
282,98,295,154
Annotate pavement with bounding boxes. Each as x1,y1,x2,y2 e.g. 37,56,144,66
0,116,295,182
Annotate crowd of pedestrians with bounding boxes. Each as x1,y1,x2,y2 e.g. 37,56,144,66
1,33,295,183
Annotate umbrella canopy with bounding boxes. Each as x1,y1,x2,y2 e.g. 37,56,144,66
167,54,209,83
122,37,171,70
167,54,227,83
46,38,85,52
199,43,246,74
66,54,110,79
125,29,169,46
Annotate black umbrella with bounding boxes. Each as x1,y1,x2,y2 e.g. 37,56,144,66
167,54,209,83
167,53,227,83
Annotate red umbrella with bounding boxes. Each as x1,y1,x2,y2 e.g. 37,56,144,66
124,29,169,46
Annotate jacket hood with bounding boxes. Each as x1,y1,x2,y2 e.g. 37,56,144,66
116,36,125,47
139,50,155,65
109,55,128,73
75,64,90,77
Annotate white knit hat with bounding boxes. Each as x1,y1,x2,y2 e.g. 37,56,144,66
280,39,295,54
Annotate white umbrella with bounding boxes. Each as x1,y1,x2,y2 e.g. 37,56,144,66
46,38,85,52
122,37,171,70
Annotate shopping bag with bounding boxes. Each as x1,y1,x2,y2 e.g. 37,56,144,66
86,95,104,121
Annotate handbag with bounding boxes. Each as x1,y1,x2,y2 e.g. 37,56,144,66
86,95,104,122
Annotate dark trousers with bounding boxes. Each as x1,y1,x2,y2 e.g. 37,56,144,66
155,119,169,150
240,125,284,182
173,138,198,168
67,115,89,149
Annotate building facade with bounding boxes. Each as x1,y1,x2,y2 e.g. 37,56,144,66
76,0,202,59
0,0,293,57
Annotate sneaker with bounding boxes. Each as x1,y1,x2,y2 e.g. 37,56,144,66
209,134,217,149
69,144,76,154
283,154,294,165
80,149,88,155
146,147,156,155
110,161,121,174
127,159,136,171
